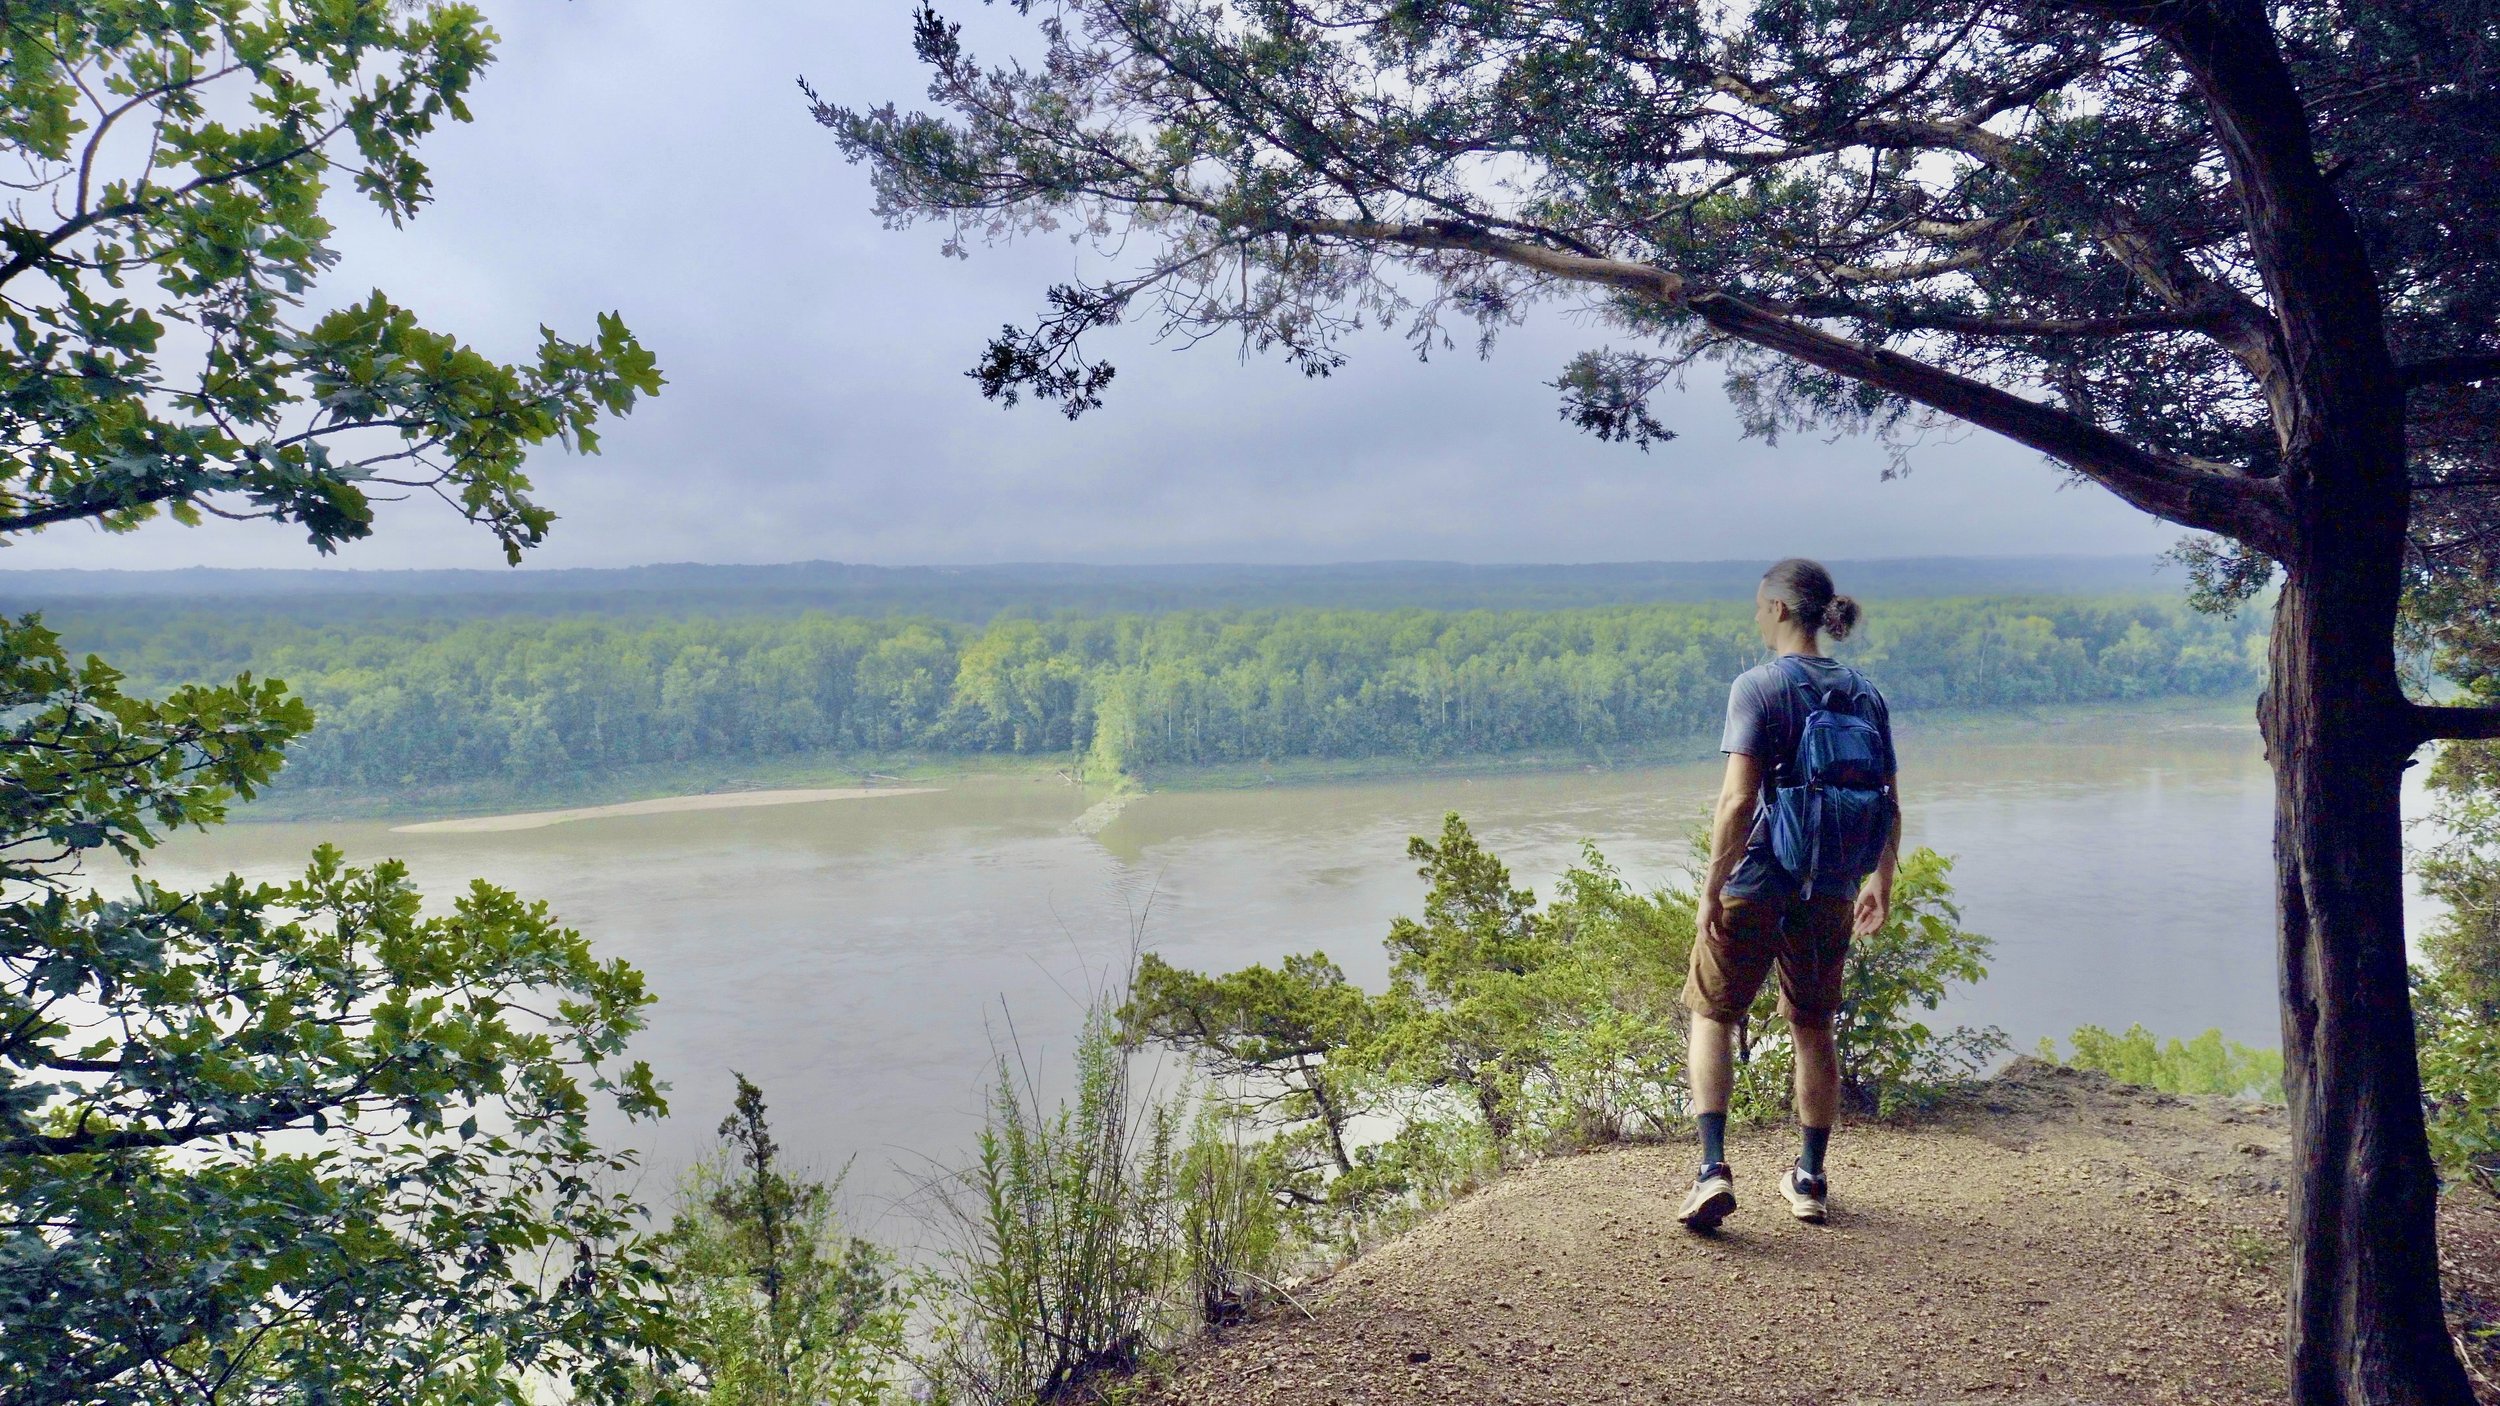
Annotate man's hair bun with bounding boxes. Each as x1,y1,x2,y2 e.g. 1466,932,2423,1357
1763,558,1861,641
1822,594,1862,641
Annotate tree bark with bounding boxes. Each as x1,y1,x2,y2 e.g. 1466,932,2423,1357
2265,481,2473,1406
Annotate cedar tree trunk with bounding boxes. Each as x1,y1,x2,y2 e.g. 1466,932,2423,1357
2265,444,2473,1406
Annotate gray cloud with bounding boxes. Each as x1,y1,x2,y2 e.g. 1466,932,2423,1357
3,0,2184,572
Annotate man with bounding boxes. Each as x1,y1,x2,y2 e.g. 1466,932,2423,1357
1679,558,1901,1228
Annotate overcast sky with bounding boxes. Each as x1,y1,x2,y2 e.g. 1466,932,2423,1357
5,0,2187,573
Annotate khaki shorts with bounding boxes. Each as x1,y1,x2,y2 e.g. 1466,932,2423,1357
1682,893,1855,1025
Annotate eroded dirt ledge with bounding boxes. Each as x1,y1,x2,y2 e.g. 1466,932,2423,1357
1147,1059,2500,1406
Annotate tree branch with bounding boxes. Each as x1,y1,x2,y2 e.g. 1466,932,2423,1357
2412,704,2500,743
1793,301,2232,339
2,1094,329,1157
2064,0,2402,442
2401,354,2500,389
1688,70,2291,414
1282,216,2285,549
0,127,340,289
0,483,190,533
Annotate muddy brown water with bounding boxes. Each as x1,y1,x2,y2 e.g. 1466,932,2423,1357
132,701,2443,1236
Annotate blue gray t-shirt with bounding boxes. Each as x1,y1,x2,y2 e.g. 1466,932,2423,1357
1719,654,1896,901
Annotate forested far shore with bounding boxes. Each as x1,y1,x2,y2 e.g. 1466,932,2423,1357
44,595,2268,794
0,555,2180,623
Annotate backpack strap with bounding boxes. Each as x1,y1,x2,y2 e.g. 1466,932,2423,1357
1769,656,1888,785
1768,655,1819,787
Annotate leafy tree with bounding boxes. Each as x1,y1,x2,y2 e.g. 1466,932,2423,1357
0,1,659,556
1374,815,1557,1146
816,0,2500,1394
1120,951,1384,1201
0,620,666,1402
640,1077,908,1406
1519,847,1694,1145
0,3,663,1399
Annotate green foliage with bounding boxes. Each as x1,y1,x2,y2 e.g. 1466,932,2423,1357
1373,816,1562,1147
2038,1025,2286,1100
0,4,666,1395
2420,742,2500,1017
1512,854,1695,1148
2410,969,2500,1196
0,1,659,561
1126,817,1999,1247
640,1077,909,1406
1727,850,2008,1122
1830,852,2008,1115
921,1003,1180,1405
0,618,668,1403
1172,1105,1286,1327
55,596,2267,793
1119,952,1383,1213
2416,738,2500,1194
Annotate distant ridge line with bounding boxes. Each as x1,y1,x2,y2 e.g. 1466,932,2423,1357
0,555,2174,592
0,556,2186,623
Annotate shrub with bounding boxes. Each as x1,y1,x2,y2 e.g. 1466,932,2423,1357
642,1076,909,1405
1130,817,2001,1208
1173,1105,1288,1325
2414,739,2500,1192
1732,850,2007,1121
921,1003,1180,1405
2416,969,2500,1194
2038,1024,2284,1100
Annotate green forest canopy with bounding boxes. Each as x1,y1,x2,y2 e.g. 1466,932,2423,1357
46,594,2266,791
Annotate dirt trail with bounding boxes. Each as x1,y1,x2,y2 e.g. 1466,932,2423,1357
1149,1060,2500,1406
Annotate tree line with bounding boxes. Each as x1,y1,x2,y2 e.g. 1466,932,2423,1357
64,595,2268,791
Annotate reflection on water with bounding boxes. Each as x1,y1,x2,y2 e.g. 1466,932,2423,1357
132,702,2430,1229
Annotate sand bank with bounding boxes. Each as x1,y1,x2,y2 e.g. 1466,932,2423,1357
390,786,942,834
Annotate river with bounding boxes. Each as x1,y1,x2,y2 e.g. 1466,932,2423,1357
135,699,2443,1239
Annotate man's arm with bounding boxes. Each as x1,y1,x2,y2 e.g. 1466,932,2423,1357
1854,780,1903,937
1698,751,1763,942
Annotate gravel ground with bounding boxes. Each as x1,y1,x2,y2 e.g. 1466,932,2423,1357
1144,1060,2500,1406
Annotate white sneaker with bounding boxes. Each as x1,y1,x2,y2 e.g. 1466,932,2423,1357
1678,1163,1737,1230
1779,1165,1829,1222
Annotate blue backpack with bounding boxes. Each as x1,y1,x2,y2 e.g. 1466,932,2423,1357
1764,656,1895,898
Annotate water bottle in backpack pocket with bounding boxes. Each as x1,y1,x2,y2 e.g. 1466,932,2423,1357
1764,657,1895,898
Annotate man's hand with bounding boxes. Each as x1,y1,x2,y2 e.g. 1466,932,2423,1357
1852,884,1891,938
1698,888,1727,944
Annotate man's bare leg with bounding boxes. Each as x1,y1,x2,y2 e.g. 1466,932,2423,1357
1789,1015,1838,1128
1679,1012,1740,1228
1783,1015,1838,1220
1690,1011,1735,1117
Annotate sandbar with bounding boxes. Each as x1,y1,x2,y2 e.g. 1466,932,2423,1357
391,786,943,834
